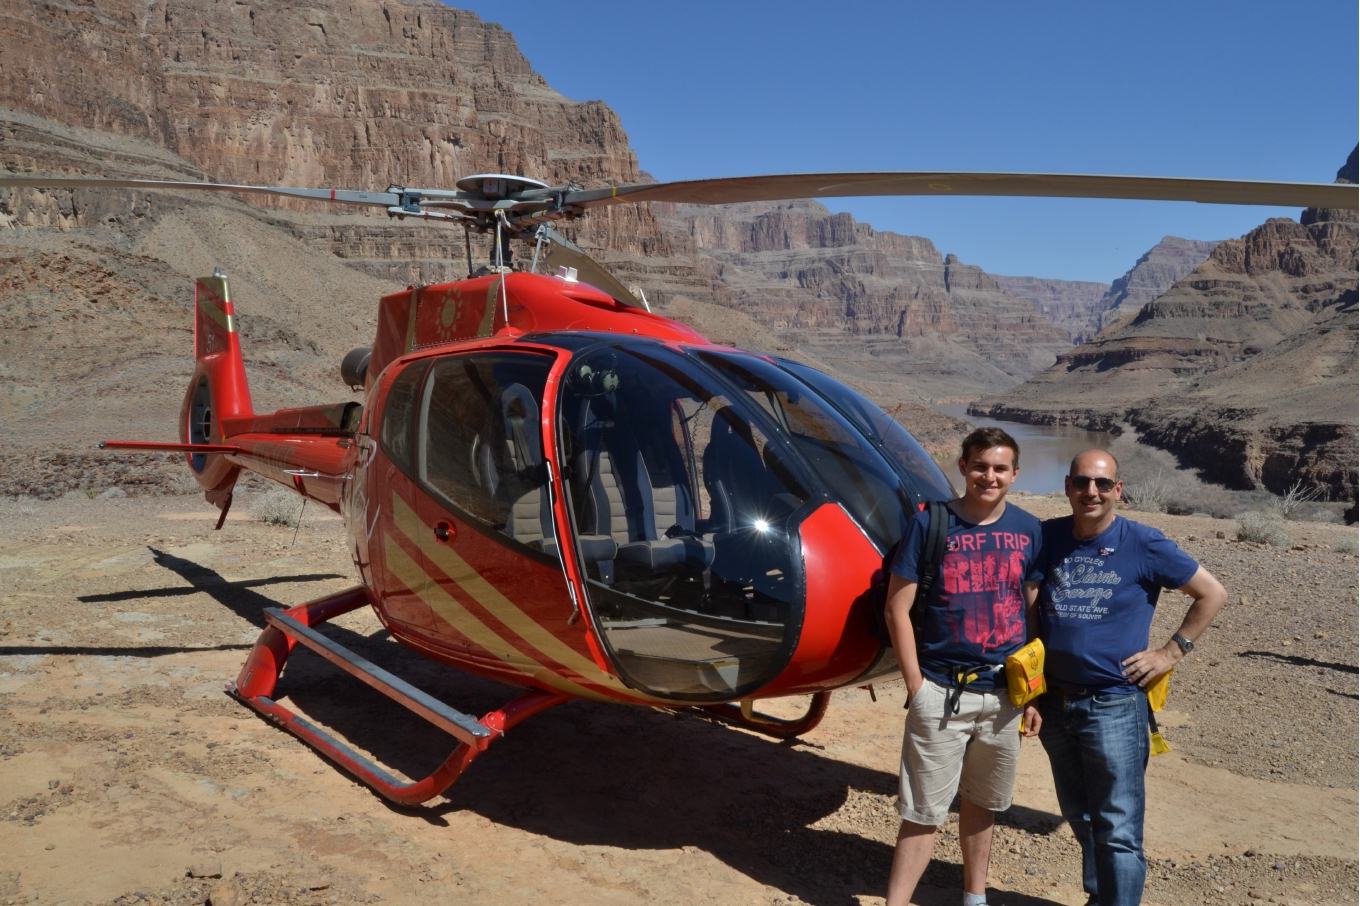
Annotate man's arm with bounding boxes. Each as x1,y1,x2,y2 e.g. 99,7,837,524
1023,581,1040,636
884,574,925,699
1121,566,1227,687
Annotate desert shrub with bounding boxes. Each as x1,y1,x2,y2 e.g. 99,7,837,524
1335,535,1358,555
250,487,304,527
1270,479,1327,519
1304,506,1346,524
1124,467,1173,513
1124,466,1206,515
1235,510,1293,548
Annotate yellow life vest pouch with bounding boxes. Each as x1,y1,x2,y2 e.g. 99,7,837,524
1145,669,1172,712
1004,638,1047,708
1146,670,1173,755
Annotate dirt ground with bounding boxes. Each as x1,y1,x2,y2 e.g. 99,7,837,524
0,490,1355,906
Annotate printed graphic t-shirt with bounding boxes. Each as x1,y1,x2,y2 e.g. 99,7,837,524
1037,515,1198,694
891,502,1042,689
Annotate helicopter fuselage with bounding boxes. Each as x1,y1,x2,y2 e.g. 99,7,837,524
176,269,953,710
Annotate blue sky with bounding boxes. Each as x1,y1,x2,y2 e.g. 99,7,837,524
450,2,1357,283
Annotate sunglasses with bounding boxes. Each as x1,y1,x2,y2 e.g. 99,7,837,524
1069,475,1118,493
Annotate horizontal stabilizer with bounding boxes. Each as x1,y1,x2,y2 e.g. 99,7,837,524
101,440,243,454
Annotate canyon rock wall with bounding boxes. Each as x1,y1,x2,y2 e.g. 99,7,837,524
975,150,1359,502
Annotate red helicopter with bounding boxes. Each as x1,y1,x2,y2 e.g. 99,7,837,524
3,169,1352,805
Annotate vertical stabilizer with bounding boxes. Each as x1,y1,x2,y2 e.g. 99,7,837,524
181,272,254,506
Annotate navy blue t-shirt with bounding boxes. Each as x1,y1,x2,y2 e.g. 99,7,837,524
1037,516,1198,694
891,502,1042,689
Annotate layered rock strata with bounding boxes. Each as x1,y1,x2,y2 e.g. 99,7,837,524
976,150,1359,502
655,200,1074,401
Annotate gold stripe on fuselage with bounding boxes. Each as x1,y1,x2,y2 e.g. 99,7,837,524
389,495,642,698
382,537,610,701
390,496,641,698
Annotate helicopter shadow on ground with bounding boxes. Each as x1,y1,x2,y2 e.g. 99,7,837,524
6,544,345,655
0,549,345,659
1238,650,1360,701
75,546,349,629
129,549,1068,905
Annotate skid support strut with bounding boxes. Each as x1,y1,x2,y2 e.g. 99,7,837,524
694,690,831,740
230,585,567,805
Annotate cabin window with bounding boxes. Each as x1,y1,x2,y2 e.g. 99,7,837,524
416,353,553,548
379,361,429,474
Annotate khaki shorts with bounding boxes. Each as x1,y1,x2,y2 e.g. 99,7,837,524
898,677,1022,825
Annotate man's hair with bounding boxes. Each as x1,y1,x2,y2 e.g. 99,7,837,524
1068,448,1119,477
960,427,1020,467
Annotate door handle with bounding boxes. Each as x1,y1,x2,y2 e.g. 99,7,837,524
434,521,456,543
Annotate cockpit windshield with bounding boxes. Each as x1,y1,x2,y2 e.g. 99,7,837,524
772,357,955,508
695,350,922,554
554,338,950,702
557,342,813,701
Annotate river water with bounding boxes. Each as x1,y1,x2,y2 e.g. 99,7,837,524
936,405,1117,496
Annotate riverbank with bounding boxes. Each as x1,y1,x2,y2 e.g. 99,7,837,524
943,406,1348,522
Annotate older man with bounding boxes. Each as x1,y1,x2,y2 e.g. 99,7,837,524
1036,449,1226,906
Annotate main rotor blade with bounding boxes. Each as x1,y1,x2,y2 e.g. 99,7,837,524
538,227,644,308
558,172,1358,211
0,175,404,209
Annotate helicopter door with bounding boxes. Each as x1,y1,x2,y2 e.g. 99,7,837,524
367,359,441,638
403,350,579,681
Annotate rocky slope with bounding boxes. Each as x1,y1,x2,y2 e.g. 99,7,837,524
0,0,665,271
995,237,1216,344
976,150,1359,503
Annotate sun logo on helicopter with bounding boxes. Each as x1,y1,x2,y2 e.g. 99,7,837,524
434,293,466,341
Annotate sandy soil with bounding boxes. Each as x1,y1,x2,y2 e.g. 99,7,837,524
0,491,1355,906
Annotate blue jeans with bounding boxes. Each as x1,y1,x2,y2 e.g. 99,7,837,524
1038,690,1149,906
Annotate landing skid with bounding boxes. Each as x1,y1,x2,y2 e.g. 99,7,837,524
693,690,831,740
229,585,566,805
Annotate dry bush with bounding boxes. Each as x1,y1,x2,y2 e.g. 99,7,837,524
1335,535,1358,555
1123,467,1174,514
1235,510,1293,548
1270,479,1327,520
249,487,305,527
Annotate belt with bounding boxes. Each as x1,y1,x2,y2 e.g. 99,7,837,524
944,664,1003,715
1049,683,1139,699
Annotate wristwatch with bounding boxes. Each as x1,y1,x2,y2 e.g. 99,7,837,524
1171,632,1195,655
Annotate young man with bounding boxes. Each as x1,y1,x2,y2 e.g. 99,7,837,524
884,428,1044,906
1036,449,1226,906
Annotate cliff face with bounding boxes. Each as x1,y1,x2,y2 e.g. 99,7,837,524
1095,236,1218,332
1,0,664,273
976,153,1359,501
655,200,1074,400
992,274,1108,343
0,0,981,490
